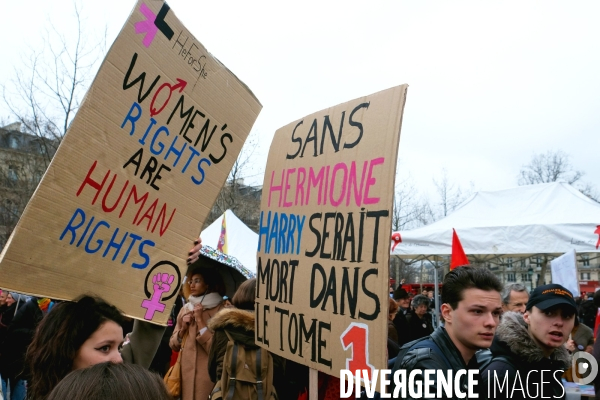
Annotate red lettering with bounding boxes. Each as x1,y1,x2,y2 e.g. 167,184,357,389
76,161,110,205
340,323,373,379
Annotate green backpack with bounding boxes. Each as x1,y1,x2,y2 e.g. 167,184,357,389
210,331,278,400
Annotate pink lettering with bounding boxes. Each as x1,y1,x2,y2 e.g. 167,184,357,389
268,170,284,207
363,157,384,204
329,162,348,207
283,168,295,207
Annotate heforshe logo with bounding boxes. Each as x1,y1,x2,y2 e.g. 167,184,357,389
572,351,599,384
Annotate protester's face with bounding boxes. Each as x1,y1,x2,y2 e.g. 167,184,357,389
397,297,410,309
189,273,208,296
0,292,7,306
427,291,434,299
503,290,529,314
442,288,502,360
72,321,124,370
415,304,428,317
524,306,575,357
5,294,15,306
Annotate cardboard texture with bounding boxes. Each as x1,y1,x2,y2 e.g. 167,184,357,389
256,85,408,378
0,0,261,324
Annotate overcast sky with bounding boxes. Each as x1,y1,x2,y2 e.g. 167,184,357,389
1,1,599,200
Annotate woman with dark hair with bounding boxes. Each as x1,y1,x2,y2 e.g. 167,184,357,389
207,278,286,398
26,296,125,400
169,266,225,400
47,362,171,400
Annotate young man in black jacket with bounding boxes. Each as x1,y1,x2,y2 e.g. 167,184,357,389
391,266,503,399
480,284,576,400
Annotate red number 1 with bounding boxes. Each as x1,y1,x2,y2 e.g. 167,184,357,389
341,323,374,380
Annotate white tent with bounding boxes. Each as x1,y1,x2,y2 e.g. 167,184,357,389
201,210,259,273
391,182,600,259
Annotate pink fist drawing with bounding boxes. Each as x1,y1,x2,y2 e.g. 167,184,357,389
141,273,176,320
153,273,175,294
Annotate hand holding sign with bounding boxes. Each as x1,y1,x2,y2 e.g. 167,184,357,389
187,238,202,265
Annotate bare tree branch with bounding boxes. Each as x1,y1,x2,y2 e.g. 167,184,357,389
392,177,432,231
518,150,584,185
1,1,106,161
431,169,469,219
0,2,107,248
518,150,598,202
206,134,263,231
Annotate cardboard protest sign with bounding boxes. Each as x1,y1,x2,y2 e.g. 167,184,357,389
551,250,580,296
256,85,407,377
0,0,261,324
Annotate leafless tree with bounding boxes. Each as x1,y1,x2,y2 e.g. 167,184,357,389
0,3,106,249
389,256,421,285
518,150,598,203
1,2,106,163
391,177,431,231
518,150,583,186
431,169,469,220
206,135,263,232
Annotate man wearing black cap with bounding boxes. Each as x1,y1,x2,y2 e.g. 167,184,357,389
480,283,576,400
392,287,412,347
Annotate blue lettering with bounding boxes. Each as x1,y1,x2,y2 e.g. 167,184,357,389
258,211,271,253
191,157,211,185
103,228,128,261
121,102,142,135
268,213,279,254
85,221,110,254
278,213,288,253
139,117,157,145
165,135,187,167
133,239,155,269
182,146,199,173
296,215,306,254
59,208,86,244
150,126,169,156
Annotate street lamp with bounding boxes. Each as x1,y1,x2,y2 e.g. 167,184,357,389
527,266,534,292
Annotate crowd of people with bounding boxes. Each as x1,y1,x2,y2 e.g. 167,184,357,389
1,246,600,399
387,269,600,400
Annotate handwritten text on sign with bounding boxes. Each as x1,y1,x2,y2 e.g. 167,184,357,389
255,86,407,376
0,0,260,324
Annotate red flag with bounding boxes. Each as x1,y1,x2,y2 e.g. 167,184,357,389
450,229,469,270
594,309,600,338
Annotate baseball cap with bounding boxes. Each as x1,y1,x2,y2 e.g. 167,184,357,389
526,284,577,313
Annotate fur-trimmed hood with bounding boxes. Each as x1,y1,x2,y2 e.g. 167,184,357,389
208,307,255,332
495,311,571,368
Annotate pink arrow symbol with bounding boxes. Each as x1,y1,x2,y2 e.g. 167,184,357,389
135,3,158,48
149,78,187,117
